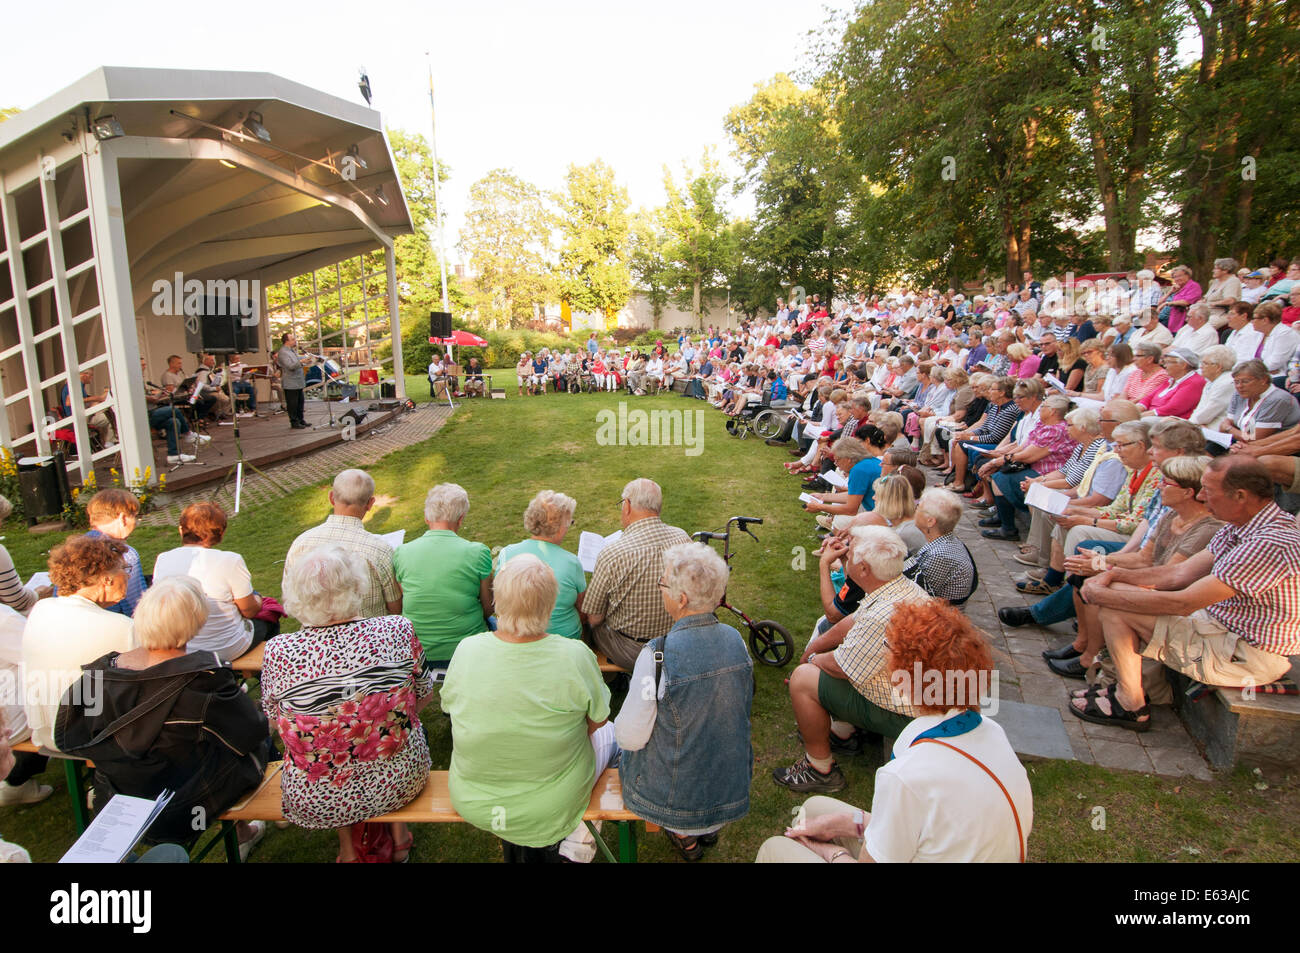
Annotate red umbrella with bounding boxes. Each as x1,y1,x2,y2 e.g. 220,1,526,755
428,329,488,346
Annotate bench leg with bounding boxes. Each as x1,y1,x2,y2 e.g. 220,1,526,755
222,820,242,863
64,759,90,834
617,821,638,863
585,820,618,864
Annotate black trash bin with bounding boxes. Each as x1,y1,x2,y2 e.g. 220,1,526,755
17,454,65,524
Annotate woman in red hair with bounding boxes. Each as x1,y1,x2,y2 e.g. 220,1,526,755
756,599,1033,863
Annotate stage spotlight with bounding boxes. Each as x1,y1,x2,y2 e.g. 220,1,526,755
91,115,124,141
242,110,271,143
347,143,367,170
218,158,237,169
358,70,372,105
373,185,389,206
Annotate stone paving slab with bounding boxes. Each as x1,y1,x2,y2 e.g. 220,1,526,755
991,699,1075,761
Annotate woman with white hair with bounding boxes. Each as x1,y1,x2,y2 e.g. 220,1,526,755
441,555,614,863
56,575,272,856
498,490,586,639
393,483,494,666
615,542,753,861
264,546,433,863
1189,345,1239,429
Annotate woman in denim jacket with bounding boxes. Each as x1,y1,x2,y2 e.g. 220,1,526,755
616,542,753,860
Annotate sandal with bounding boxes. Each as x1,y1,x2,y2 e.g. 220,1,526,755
1069,684,1151,732
393,835,414,864
664,830,704,862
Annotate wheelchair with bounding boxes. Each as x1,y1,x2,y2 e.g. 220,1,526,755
724,390,796,440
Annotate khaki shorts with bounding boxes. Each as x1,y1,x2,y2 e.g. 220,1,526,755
1142,610,1291,688
1290,457,1300,495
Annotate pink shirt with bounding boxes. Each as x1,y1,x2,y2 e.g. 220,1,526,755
1140,372,1206,419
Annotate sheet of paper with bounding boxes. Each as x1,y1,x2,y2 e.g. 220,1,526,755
578,530,622,573
1044,373,1067,392
60,791,172,863
1071,396,1103,412
26,571,50,590
822,470,848,489
1025,482,1071,516
1202,427,1233,449
378,529,405,549
798,492,819,505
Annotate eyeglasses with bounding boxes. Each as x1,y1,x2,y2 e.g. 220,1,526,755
1115,440,1143,450
657,580,670,591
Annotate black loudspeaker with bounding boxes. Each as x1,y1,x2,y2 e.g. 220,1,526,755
183,296,260,354
380,382,396,398
339,408,367,426
430,311,453,339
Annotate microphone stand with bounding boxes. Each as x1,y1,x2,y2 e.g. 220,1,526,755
211,356,285,512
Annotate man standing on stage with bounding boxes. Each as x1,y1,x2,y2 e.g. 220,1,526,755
277,332,307,429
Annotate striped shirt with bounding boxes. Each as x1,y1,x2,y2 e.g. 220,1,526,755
584,517,692,643
904,534,976,604
0,546,36,614
833,573,929,713
1062,437,1106,485
1206,503,1300,655
86,530,146,617
283,514,401,619
1051,324,1076,341
974,400,1023,444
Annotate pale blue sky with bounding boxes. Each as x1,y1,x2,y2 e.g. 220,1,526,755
1,0,852,264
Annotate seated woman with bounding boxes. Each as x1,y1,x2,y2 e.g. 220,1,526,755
498,490,586,640
441,555,614,863
932,373,992,473
978,394,1078,537
264,546,431,862
617,542,753,861
152,502,275,662
850,474,925,552
756,599,1031,863
515,351,532,398
1049,455,1222,681
22,534,135,750
55,576,270,855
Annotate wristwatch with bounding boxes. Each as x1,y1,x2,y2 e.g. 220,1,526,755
852,809,865,839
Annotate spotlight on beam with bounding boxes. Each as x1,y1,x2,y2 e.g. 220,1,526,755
91,115,124,141
218,158,237,169
347,143,367,171
241,110,271,143
358,69,372,106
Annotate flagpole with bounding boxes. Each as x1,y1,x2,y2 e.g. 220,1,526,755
426,55,451,318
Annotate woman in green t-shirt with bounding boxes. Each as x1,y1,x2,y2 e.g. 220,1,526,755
497,490,586,639
441,555,614,862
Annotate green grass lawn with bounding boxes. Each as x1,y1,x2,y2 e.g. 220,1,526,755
3,382,1299,862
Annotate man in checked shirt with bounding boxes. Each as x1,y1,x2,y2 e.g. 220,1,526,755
1075,457,1300,731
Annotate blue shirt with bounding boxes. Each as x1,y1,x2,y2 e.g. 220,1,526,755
86,528,147,617
586,338,599,354
533,359,548,375
847,456,883,512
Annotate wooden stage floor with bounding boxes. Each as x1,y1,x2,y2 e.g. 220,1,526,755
105,399,404,493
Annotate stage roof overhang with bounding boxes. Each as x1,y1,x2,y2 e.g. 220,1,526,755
0,66,415,309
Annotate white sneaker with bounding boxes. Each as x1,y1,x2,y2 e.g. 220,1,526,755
0,779,54,806
238,820,266,862
237,411,255,418
189,432,212,445
167,453,196,464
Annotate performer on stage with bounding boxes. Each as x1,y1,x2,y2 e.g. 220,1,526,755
277,333,307,430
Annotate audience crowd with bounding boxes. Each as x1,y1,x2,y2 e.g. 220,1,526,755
4,258,1300,863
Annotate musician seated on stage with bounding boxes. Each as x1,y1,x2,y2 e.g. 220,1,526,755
228,354,257,417
142,358,210,464
464,357,486,396
60,368,116,449
197,353,233,420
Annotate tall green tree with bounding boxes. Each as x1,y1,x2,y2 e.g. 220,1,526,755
458,169,555,328
657,153,734,326
554,160,632,319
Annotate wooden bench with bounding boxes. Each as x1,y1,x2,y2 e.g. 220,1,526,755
218,765,656,863
1170,661,1300,771
11,740,94,834
231,642,627,677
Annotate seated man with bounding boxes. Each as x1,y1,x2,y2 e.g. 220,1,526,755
60,368,116,448
428,352,449,399
283,468,403,620
195,354,233,420
773,526,928,793
1074,457,1300,730
228,354,257,416
143,359,208,465
584,478,692,671
463,357,486,397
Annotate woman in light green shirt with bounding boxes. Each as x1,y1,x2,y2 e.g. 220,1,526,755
497,490,586,639
441,555,613,861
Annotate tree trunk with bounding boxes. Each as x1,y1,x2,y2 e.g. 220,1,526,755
692,277,701,326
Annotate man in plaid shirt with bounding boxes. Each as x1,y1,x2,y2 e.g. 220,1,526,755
585,479,691,670
283,468,402,619
1075,457,1300,731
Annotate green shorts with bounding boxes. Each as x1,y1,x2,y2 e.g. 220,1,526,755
817,671,912,739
